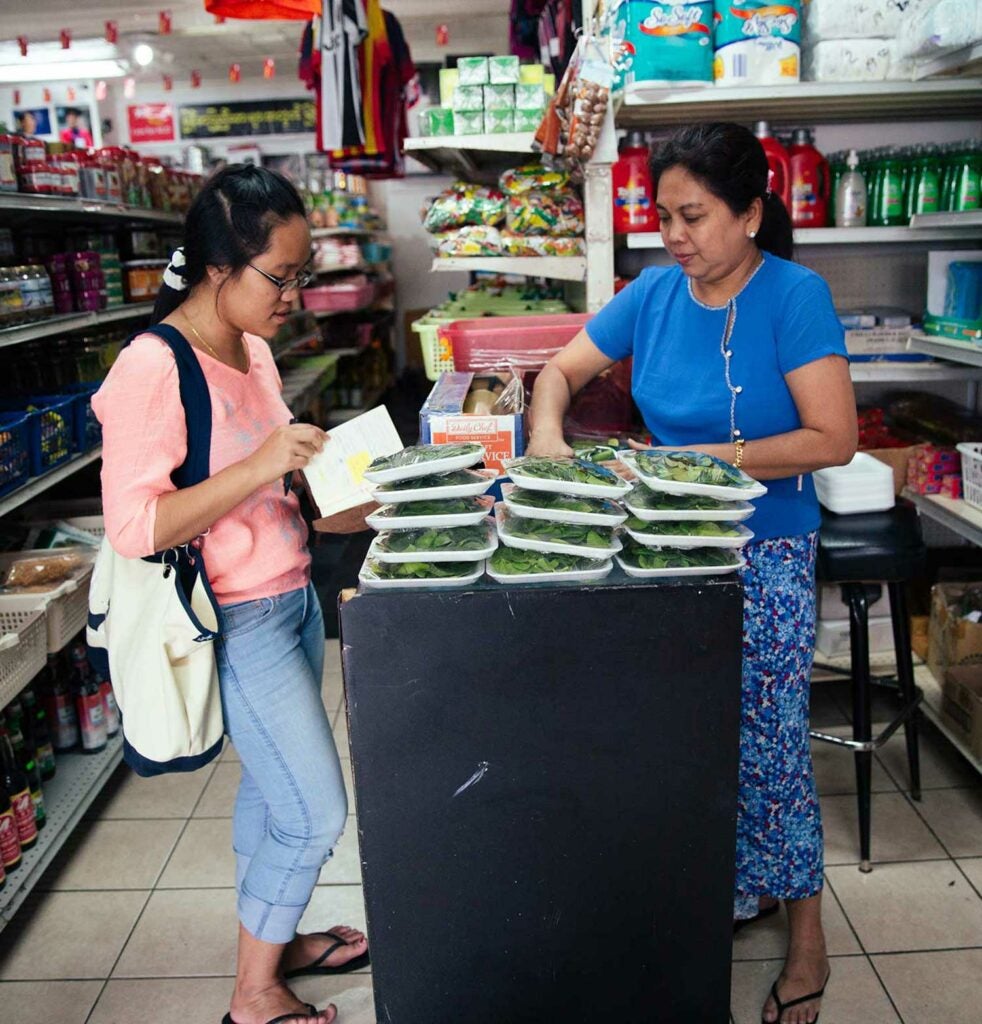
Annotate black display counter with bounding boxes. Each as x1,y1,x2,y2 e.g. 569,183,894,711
339,569,743,1023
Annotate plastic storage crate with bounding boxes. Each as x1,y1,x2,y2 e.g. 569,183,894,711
0,607,47,710
0,412,31,497
66,383,103,452
0,556,94,654
957,443,982,510
0,396,75,476
413,315,458,380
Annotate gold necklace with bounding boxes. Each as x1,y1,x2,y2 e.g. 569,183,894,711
183,315,222,360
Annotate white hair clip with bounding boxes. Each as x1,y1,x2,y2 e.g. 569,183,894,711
163,246,188,291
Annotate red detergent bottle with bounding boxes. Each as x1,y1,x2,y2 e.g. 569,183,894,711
612,132,659,233
754,120,791,212
789,128,831,228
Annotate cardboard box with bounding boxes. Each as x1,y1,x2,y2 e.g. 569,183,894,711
941,665,982,760
927,582,982,685
864,445,918,496
420,372,524,475
911,614,930,662
816,616,896,659
845,327,914,357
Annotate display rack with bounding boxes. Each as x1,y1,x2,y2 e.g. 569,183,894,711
913,42,982,82
626,224,982,250
907,334,982,368
0,303,155,350
0,192,183,225
849,362,982,384
328,379,393,425
431,256,587,282
406,133,537,180
914,665,982,775
0,735,125,930
0,447,104,520
281,353,343,417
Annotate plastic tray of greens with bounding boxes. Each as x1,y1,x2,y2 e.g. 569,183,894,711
363,443,486,485
494,504,622,559
623,484,755,523
500,483,627,527
617,450,767,501
616,538,746,578
359,557,485,590
369,468,496,503
486,546,613,585
368,522,498,563
624,516,754,550
365,495,494,531
503,456,632,499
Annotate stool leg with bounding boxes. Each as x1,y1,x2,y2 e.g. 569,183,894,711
889,581,922,801
847,584,874,873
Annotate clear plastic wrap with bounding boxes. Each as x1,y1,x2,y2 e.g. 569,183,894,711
422,183,506,233
500,231,585,257
365,443,485,481
505,189,584,236
437,226,504,257
4,549,88,589
499,163,569,196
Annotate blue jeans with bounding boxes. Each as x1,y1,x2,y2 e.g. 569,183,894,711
216,583,347,943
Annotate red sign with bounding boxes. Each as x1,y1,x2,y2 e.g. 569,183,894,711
128,103,176,143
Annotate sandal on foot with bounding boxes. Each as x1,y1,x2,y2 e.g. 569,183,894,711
282,931,371,979
733,901,780,934
221,1003,321,1024
762,969,831,1024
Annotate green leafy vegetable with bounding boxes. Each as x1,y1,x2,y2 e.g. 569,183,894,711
366,559,477,580
509,456,623,488
375,498,486,518
508,489,622,516
625,517,742,538
377,526,489,553
627,486,737,512
620,538,740,570
490,547,605,575
504,516,614,549
634,450,750,489
368,443,484,472
570,443,618,463
375,469,485,492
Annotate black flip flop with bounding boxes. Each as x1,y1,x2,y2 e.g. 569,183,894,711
733,901,780,934
282,930,371,979
221,1002,321,1024
763,969,831,1024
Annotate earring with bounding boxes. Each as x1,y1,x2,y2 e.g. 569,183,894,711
748,230,757,239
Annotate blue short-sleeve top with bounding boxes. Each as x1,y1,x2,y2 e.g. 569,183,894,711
586,253,847,542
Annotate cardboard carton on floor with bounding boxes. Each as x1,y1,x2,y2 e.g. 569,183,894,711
927,582,982,685
941,665,982,761
864,445,918,496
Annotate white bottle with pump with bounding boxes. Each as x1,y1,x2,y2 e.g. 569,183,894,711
836,149,867,228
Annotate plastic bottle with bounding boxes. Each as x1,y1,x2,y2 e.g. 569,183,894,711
789,128,830,228
22,690,55,781
0,785,22,874
611,132,658,233
754,121,792,212
950,140,981,212
906,147,941,219
835,150,867,228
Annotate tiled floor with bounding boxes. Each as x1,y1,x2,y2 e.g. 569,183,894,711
1,647,981,1023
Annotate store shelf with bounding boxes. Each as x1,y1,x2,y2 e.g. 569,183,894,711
328,379,393,425
281,353,342,416
406,133,537,177
0,734,125,929
431,256,587,282
311,227,374,239
0,447,103,519
0,304,155,350
913,42,982,82
626,224,982,250
313,263,373,277
615,79,982,128
915,664,982,776
907,334,982,367
905,491,982,548
849,360,982,383
270,329,321,363
909,210,982,230
0,192,183,225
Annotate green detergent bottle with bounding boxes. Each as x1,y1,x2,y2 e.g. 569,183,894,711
950,141,981,212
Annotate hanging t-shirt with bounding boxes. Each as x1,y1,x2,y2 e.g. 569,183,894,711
319,0,368,152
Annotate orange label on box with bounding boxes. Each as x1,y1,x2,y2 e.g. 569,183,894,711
430,415,517,475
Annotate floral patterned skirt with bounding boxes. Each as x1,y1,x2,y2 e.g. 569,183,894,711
734,532,823,920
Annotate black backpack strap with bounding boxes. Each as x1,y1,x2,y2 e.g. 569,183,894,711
122,323,212,489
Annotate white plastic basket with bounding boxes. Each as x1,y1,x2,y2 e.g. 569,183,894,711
0,561,94,654
0,607,47,710
956,443,982,510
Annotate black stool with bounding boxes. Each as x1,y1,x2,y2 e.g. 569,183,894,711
813,500,926,872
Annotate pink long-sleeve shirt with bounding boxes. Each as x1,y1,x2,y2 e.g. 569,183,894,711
93,332,311,606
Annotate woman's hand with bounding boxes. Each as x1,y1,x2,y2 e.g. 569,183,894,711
248,424,327,487
526,430,574,458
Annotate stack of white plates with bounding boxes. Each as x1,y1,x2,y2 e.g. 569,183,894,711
813,453,895,515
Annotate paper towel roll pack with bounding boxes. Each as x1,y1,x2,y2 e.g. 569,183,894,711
713,0,802,87
802,0,906,43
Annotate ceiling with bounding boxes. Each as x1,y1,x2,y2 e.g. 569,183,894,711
0,0,512,81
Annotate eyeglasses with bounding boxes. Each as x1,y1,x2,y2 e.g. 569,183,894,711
248,263,314,294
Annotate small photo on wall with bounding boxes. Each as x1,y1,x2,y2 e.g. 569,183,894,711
56,106,95,149
14,108,52,137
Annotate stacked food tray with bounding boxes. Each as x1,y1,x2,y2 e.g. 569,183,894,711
360,443,497,589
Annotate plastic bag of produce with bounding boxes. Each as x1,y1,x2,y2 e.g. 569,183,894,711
499,163,569,196
422,183,506,233
506,189,584,236
437,226,504,257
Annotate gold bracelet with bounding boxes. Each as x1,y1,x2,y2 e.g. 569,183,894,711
734,438,746,469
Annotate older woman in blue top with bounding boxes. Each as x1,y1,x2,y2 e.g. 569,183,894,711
529,123,857,1024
